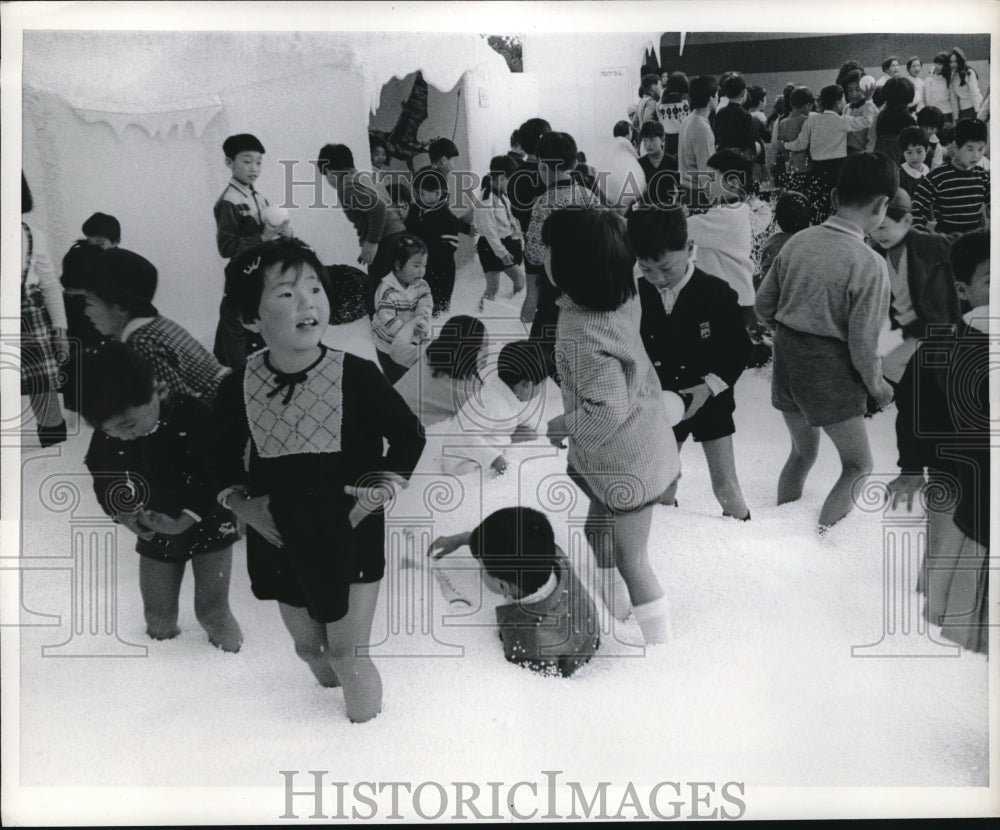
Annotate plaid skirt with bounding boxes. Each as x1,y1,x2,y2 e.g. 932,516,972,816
21,285,62,394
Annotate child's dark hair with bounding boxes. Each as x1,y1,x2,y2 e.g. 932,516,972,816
497,340,547,388
413,167,447,204
22,174,32,213
707,150,752,199
884,188,913,222
774,191,812,234
640,73,661,100
613,120,632,138
954,118,988,147
81,212,121,244
469,507,557,596
939,123,956,147
316,143,354,174
517,118,552,155
689,75,718,109
60,240,105,292
228,238,330,323
625,202,687,260
881,56,900,73
835,152,899,207
428,138,460,163
898,125,929,152
948,47,972,85
840,69,863,94
535,132,578,170
746,85,766,109
84,248,159,318
541,208,635,312
392,234,428,269
79,341,157,429
665,71,689,97
906,56,922,73
950,229,989,284
789,86,815,110
425,315,486,380
881,76,915,106
836,60,865,89
639,120,665,140
720,73,747,100
509,128,521,149
819,84,844,110
223,133,265,159
917,106,945,130
482,154,517,198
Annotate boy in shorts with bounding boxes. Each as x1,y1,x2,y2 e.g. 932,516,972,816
755,153,896,530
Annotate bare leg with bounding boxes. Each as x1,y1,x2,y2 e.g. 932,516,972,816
481,270,500,305
520,270,540,325
138,556,185,640
585,498,631,620
278,602,341,688
701,436,750,519
777,410,820,505
190,547,243,652
818,416,873,530
324,582,383,723
611,505,671,644
503,263,526,294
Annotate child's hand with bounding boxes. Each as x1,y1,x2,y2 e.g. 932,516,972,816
546,414,569,448
138,509,196,536
117,510,156,541
358,241,378,266
344,471,408,528
500,253,515,268
490,455,509,476
872,380,895,411
428,532,470,560
440,234,460,250
229,494,284,548
678,383,712,420
261,224,282,243
414,319,430,338
886,474,926,512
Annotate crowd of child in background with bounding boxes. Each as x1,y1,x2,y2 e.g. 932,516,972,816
17,40,991,726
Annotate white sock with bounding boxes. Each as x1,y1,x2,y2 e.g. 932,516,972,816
598,566,632,621
633,596,672,645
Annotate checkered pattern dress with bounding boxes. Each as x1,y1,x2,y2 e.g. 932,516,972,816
126,316,229,405
20,223,63,395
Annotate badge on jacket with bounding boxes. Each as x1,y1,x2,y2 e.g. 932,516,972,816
700,321,711,339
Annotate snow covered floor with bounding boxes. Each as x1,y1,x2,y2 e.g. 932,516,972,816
11,260,990,798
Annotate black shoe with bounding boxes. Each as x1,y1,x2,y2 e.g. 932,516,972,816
37,420,67,448
746,341,772,369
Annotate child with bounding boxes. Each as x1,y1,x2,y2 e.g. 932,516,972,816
81,342,243,651
946,47,983,122
74,247,229,404
842,72,877,156
213,238,426,723
768,86,814,184
633,73,662,130
59,241,110,415
637,120,680,207
371,234,433,383
897,125,931,198
868,188,960,382
923,53,952,120
213,133,290,370
713,73,757,159
657,72,691,157
917,106,947,169
873,77,917,164
406,167,467,315
757,190,811,288
430,507,600,677
887,229,989,653
475,156,526,310
906,56,925,112
677,75,718,198
442,339,547,477
912,117,990,235
542,208,680,642
629,203,752,521
755,153,897,530
81,212,121,249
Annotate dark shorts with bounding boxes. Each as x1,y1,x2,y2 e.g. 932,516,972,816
247,503,385,624
135,506,241,563
771,324,868,427
476,236,523,273
673,388,736,444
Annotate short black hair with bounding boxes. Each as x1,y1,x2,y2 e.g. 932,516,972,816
316,143,354,174
881,56,900,72
950,229,990,284
60,240,105,292
509,128,521,149
425,315,486,380
898,125,929,152
223,133,265,159
640,73,661,97
933,51,949,66
819,84,844,110
541,208,635,312
665,71,689,96
469,507,557,596
79,341,157,429
840,69,863,93
789,86,815,109
882,76,915,106
613,120,632,138
428,137,459,163
369,134,389,156
517,118,552,155
688,75,718,109
81,212,121,244
884,188,913,222
835,152,899,208
489,154,518,177
392,233,428,269
707,149,752,197
626,202,687,260
774,190,812,234
939,124,956,146
746,85,766,108
496,340,547,388
954,118,988,147
639,120,665,140
22,174,33,214
84,248,159,318
228,238,330,323
535,132,578,170
917,106,945,130
720,73,747,100
413,166,447,194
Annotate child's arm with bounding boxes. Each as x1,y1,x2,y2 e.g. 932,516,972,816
910,175,936,228
846,259,894,404
354,356,426,479
839,108,875,132
428,531,472,559
554,351,632,452
887,345,937,510
414,280,434,324
784,117,812,152
372,284,407,341
344,177,389,265
524,200,552,268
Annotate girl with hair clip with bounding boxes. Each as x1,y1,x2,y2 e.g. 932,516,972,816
474,155,526,310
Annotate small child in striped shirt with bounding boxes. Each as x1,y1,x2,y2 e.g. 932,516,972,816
372,234,433,383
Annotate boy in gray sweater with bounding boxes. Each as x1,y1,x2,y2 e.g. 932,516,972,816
755,153,897,530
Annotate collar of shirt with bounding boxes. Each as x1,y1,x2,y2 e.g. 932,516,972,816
118,316,156,342
511,571,558,607
227,178,256,197
657,252,697,315
823,214,866,240
963,306,990,333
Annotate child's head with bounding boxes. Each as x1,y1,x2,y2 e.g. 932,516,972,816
720,73,747,103
428,138,460,173
881,56,901,77
425,314,487,380
931,51,949,75
509,128,523,154
535,132,578,185
81,212,121,249
688,75,719,110
80,248,158,337
789,86,815,113
705,149,752,203
517,117,552,156
818,84,845,113
229,238,331,355
870,188,914,250
881,76,915,107
640,73,662,100
906,56,923,77
60,239,106,293
917,105,945,137
391,234,428,286
496,340,547,402
626,203,690,288
832,152,899,231
665,71,690,98
951,118,988,169
469,507,557,600
898,125,929,168
369,135,389,168
223,134,265,186
950,229,990,308
541,207,635,312
80,341,166,440
774,190,812,234
840,69,863,105
413,167,448,208
746,85,767,111
316,143,355,184
639,120,665,156
613,120,632,139
949,47,969,78
483,154,517,197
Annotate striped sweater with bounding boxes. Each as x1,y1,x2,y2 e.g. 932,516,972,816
371,274,433,359
912,163,990,234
